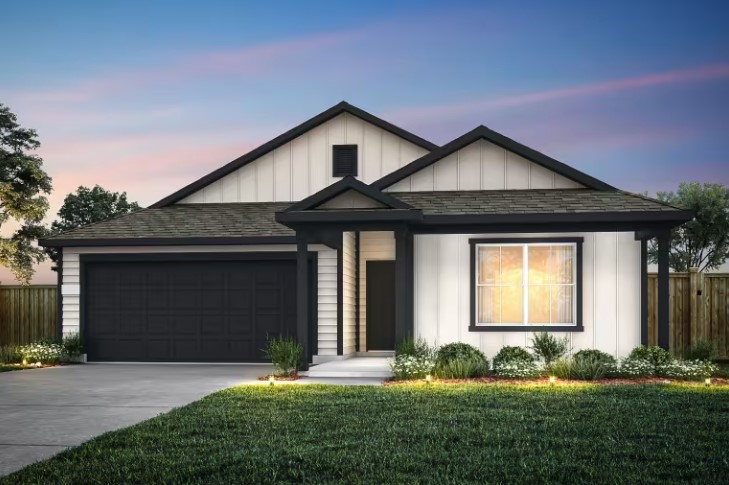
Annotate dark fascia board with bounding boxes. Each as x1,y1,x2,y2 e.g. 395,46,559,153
372,125,616,191
38,236,296,248
420,210,694,226
283,175,414,212
277,209,423,224
151,102,438,208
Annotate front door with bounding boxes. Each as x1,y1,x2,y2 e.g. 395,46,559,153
366,261,396,351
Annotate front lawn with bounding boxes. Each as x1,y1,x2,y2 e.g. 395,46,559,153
3,383,729,484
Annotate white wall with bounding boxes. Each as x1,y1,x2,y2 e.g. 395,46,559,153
385,139,583,192
61,245,339,361
342,232,357,356
413,232,641,359
358,231,396,350
179,112,430,203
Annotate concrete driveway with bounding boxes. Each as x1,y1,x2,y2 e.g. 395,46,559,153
0,363,269,476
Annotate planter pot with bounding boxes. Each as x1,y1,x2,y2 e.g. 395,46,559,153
67,354,87,364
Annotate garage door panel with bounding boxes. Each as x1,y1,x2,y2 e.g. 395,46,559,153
85,259,298,362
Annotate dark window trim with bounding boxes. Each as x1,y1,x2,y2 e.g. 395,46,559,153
468,237,584,332
332,144,358,177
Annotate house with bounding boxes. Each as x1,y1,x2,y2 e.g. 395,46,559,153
40,102,692,368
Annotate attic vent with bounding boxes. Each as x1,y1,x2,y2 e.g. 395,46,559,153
332,145,358,177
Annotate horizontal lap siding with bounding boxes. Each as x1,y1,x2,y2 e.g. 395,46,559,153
179,113,430,203
413,232,641,359
342,232,356,356
359,232,396,350
385,139,583,192
61,245,337,358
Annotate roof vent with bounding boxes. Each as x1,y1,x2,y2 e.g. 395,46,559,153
332,145,358,177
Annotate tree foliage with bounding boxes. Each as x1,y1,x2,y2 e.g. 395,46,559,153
648,182,729,271
47,185,140,265
0,104,52,284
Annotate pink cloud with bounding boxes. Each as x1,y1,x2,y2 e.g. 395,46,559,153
386,63,729,123
11,30,355,104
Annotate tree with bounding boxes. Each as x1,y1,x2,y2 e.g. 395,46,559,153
46,185,141,266
648,182,729,271
0,104,52,284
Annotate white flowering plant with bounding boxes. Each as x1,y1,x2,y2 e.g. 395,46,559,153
493,360,543,379
606,358,654,378
19,341,65,364
658,360,718,380
390,355,435,380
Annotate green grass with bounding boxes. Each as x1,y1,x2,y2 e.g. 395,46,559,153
3,383,729,484
0,364,34,372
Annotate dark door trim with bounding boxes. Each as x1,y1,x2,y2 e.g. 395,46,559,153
79,251,318,362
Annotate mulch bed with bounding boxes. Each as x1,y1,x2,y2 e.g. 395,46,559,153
257,374,302,381
386,376,729,386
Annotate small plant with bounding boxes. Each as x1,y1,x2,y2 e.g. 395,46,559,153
607,358,654,378
684,340,715,362
492,360,542,379
548,358,573,380
628,345,672,373
390,354,435,380
0,344,23,364
573,349,616,365
530,332,570,366
571,354,612,380
263,336,302,377
19,339,64,364
492,346,535,369
658,360,718,380
63,333,84,359
434,343,488,378
396,336,436,360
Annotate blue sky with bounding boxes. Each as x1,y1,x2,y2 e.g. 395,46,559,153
2,0,728,213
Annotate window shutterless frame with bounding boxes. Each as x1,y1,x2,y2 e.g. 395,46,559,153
468,237,584,332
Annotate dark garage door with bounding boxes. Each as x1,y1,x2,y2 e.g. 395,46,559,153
84,258,297,362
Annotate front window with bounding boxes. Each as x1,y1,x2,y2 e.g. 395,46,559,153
475,242,577,326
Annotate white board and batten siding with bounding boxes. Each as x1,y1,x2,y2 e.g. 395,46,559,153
60,245,339,360
179,112,430,204
414,232,641,359
385,139,583,192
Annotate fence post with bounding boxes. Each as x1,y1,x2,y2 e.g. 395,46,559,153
688,267,705,349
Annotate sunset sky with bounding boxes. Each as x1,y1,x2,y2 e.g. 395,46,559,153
2,0,728,283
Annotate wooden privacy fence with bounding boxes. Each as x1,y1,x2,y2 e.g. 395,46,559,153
0,285,58,346
648,270,729,358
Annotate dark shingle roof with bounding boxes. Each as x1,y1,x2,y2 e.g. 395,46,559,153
389,189,684,215
43,202,293,241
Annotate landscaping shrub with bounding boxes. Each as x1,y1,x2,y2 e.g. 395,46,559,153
684,340,715,362
628,345,672,372
63,333,84,359
530,332,570,366
492,360,542,378
548,358,573,380
0,344,23,364
434,343,488,378
573,349,616,365
263,336,302,377
390,354,435,380
658,360,718,380
570,354,612,380
607,358,654,378
396,336,435,360
18,339,64,364
492,346,535,368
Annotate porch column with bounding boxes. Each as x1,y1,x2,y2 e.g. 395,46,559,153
395,228,414,345
296,233,310,371
657,231,670,350
640,239,648,345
